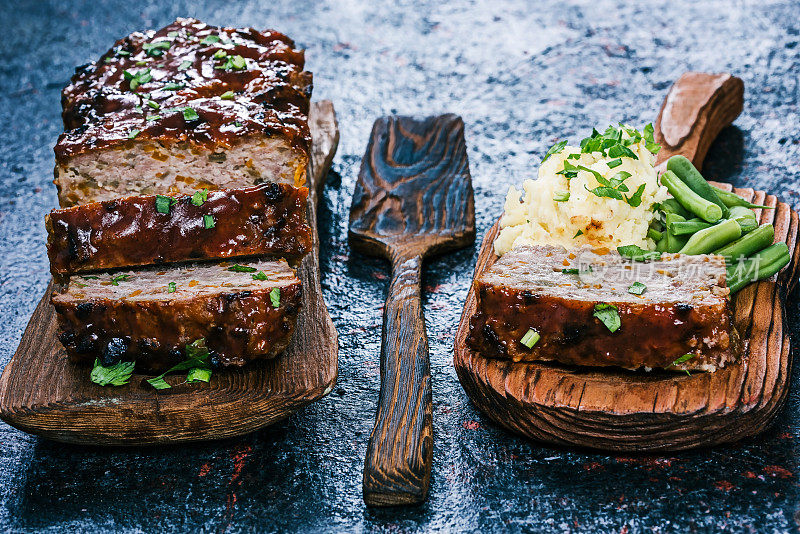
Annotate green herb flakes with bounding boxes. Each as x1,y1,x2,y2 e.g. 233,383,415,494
162,82,185,91
269,287,281,308
200,35,221,45
573,230,584,238
628,282,647,295
520,329,540,349
155,194,173,214
668,353,695,375
146,338,213,390
168,282,177,293
142,40,171,57
178,60,192,71
127,129,140,139
146,114,162,121
110,274,130,286
553,190,570,202
562,265,593,275
251,271,269,281
617,244,661,262
220,90,235,100
227,264,257,273
190,188,209,206
606,158,622,169
182,107,200,121
593,303,621,333
213,49,228,59
123,68,152,90
626,184,646,207
542,140,567,163
90,359,136,387
146,100,160,110
187,368,212,383
203,214,215,229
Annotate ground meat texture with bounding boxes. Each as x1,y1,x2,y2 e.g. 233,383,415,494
46,183,312,275
53,17,312,207
51,259,301,372
467,245,740,372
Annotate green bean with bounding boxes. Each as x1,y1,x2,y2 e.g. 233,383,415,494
659,198,691,219
655,235,668,252
661,170,723,223
711,186,773,209
726,242,790,293
728,206,759,233
678,218,741,255
664,213,689,253
713,224,775,262
647,228,663,241
669,220,712,236
666,155,730,218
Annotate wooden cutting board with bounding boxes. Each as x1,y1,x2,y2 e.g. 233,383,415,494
0,101,340,445
454,73,800,452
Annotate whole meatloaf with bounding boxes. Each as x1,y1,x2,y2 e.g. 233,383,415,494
46,182,311,276
54,17,312,207
467,246,740,372
52,259,301,371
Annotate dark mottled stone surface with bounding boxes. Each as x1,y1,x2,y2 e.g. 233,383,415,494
1,1,799,532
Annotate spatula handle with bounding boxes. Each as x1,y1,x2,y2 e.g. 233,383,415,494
363,252,433,507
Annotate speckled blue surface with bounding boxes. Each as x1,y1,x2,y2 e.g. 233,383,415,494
1,1,800,532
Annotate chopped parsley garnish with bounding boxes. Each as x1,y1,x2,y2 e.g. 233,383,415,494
520,329,540,349
233,121,242,128
628,282,647,295
127,129,140,139
269,288,281,308
617,244,661,262
116,49,131,57
168,282,177,293
573,230,584,238
155,194,175,214
203,214,215,229
81,275,99,280
123,68,152,91
178,60,192,71
642,123,661,154
227,264,257,273
626,184,646,207
556,160,579,180
553,190,570,202
216,54,247,70
146,338,213,389
562,265,593,275
142,40,171,57
606,158,622,169
593,303,621,333
90,359,136,387
574,123,660,158
182,107,199,121
167,31,179,38
566,153,581,160
213,49,227,59
190,188,209,206
146,114,162,121
251,271,269,281
541,140,567,163
187,368,212,383
135,60,148,66
583,168,632,201
162,82,185,91
220,90,235,100
607,143,638,160
146,100,160,110
200,35,221,45
668,353,695,376
110,274,130,286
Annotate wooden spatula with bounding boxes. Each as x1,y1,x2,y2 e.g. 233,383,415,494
349,114,475,506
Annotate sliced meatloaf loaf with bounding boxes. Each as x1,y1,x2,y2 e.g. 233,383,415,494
467,245,739,372
52,258,301,371
46,182,311,276
54,17,312,207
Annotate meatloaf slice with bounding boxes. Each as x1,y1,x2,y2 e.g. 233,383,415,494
52,259,301,372
54,17,312,207
467,245,739,372
46,183,311,276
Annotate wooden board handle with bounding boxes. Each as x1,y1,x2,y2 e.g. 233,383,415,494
363,251,433,506
654,71,744,168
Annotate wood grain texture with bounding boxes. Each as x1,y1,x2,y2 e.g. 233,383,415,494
453,73,799,452
349,115,474,506
0,101,340,446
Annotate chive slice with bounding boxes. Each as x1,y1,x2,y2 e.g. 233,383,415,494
178,60,192,71
182,107,199,121
542,140,567,163
203,214,215,229
520,329,540,348
213,49,227,59
593,303,621,333
251,271,269,281
146,100,160,110
127,129,140,139
146,115,162,121
227,264,257,273
230,55,246,70
617,244,661,262
269,288,281,308
220,90,235,100
190,188,208,206
168,282,177,293
668,353,695,376
200,35,221,45
628,282,646,295
162,82,185,91
110,274,130,286
606,158,623,169
155,194,173,214
553,190,570,202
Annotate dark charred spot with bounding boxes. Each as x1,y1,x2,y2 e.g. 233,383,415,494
675,303,694,315
481,323,507,356
101,337,130,366
521,291,539,304
284,303,298,316
104,201,118,211
263,182,285,202
231,327,250,338
75,333,99,353
75,302,95,318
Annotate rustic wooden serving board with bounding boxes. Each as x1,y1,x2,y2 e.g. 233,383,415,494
454,73,800,452
0,101,340,446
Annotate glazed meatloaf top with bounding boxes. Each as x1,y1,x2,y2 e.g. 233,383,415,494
55,17,311,163
46,182,312,275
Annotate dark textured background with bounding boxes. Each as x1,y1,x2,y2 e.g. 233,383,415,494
1,1,799,532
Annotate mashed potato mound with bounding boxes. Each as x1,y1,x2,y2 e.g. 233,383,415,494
494,131,667,256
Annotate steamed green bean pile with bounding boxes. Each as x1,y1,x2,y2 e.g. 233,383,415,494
649,155,790,293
